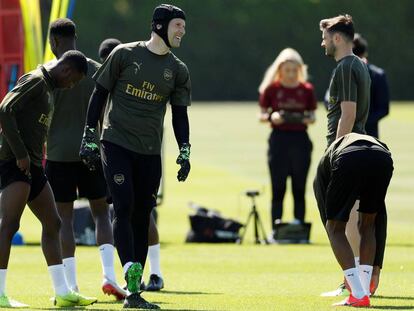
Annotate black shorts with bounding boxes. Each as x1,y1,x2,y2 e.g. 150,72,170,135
0,159,47,202
45,160,107,202
325,149,393,221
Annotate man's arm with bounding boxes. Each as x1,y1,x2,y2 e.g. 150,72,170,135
313,156,330,227
171,105,191,182
80,83,109,170
0,110,28,161
371,206,387,295
0,76,43,174
369,71,390,122
170,61,191,182
336,101,356,139
171,105,189,146
373,206,387,268
85,83,109,128
335,60,359,139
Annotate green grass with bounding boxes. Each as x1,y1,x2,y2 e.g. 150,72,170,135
7,102,414,310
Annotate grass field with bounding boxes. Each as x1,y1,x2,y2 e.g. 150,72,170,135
7,102,414,310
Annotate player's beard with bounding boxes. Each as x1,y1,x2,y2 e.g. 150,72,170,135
325,44,336,57
169,35,182,48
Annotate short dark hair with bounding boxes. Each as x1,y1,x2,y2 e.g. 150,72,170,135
320,14,354,41
49,18,76,37
59,50,88,75
98,38,122,60
353,33,368,57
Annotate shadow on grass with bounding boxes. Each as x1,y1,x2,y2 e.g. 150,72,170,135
370,296,414,310
154,290,222,295
374,295,414,301
92,300,123,304
23,242,178,247
33,308,111,311
21,242,414,248
371,307,414,310
385,243,414,248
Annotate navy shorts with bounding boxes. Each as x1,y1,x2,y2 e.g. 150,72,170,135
0,159,47,202
45,160,107,202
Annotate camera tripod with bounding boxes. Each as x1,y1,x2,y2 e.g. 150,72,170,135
239,191,269,244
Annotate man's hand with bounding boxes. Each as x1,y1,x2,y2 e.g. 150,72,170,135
79,126,100,171
16,156,30,176
370,265,381,296
176,143,191,182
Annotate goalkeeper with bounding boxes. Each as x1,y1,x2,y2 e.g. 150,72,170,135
258,48,317,231
80,4,191,309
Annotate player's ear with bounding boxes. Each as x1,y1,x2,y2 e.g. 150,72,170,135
333,33,340,43
49,35,57,49
59,62,72,77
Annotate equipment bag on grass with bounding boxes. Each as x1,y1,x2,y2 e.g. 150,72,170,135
186,203,243,243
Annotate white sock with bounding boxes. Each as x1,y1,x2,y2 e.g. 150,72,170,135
148,244,162,277
99,244,116,281
48,264,71,296
0,269,7,296
343,267,365,299
359,264,373,295
354,257,360,268
123,262,133,274
62,257,78,291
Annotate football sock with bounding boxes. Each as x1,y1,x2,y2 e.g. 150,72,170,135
148,244,162,277
359,264,373,295
123,262,133,274
0,269,6,295
62,257,78,291
99,244,116,281
343,267,365,299
48,264,71,296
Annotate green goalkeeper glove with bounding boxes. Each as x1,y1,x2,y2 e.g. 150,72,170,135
79,126,100,171
176,143,191,182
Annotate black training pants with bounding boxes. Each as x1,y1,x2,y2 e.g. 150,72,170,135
101,141,161,269
268,130,312,227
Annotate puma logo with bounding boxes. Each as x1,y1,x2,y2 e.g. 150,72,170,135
132,62,142,74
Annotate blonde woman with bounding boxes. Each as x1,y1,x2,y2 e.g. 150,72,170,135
258,48,316,232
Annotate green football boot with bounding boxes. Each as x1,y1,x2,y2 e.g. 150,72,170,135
54,291,97,307
0,295,28,308
125,262,143,294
